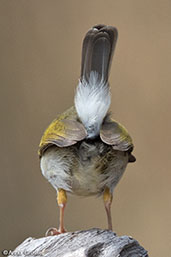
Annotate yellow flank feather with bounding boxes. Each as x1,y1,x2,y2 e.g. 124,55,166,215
38,106,78,156
39,119,66,147
118,122,133,144
112,119,133,145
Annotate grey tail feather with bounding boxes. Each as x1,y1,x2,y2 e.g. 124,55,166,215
80,24,118,83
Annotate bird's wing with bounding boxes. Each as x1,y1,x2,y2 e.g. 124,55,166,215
38,118,87,157
100,120,134,152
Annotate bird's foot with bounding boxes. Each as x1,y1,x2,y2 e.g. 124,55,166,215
45,227,67,236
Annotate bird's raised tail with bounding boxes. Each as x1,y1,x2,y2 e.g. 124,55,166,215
75,25,118,138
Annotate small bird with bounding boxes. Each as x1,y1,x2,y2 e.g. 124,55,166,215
38,24,136,236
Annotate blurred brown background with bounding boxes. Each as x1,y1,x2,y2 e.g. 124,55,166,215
0,0,171,256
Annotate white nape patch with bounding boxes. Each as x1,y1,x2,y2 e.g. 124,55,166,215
74,71,111,138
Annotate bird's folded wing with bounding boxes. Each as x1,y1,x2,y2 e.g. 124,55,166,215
100,120,133,152
38,119,87,157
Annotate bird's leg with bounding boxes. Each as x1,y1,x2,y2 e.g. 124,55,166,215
57,188,67,233
103,187,113,231
45,189,67,236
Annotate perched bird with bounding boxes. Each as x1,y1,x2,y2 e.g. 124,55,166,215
39,24,136,236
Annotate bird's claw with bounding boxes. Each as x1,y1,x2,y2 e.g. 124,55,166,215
45,227,67,236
